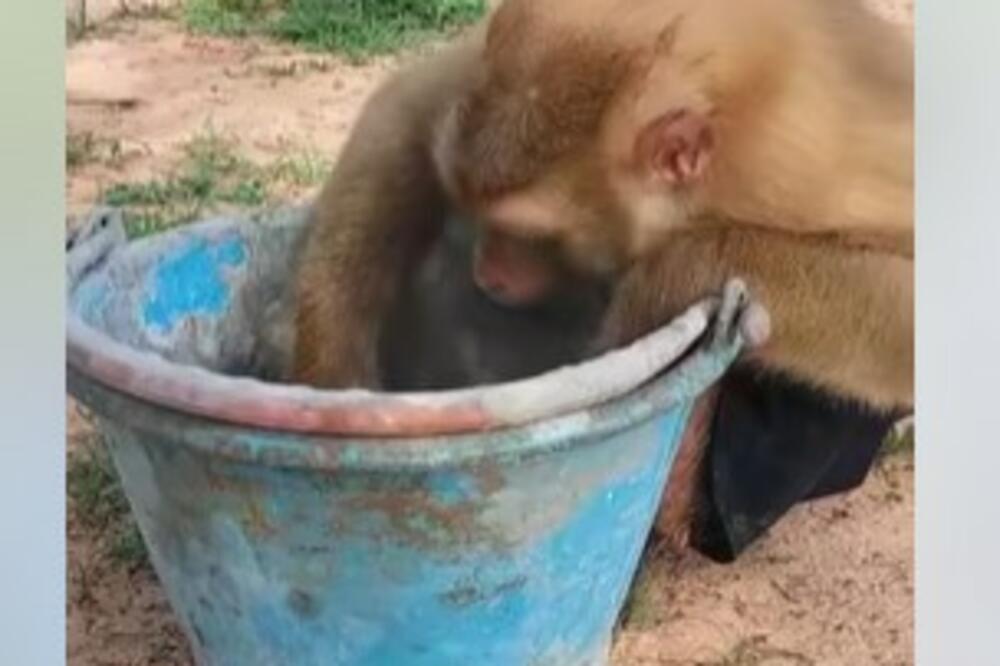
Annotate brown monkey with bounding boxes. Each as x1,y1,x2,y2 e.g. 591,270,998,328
294,0,912,559
294,0,913,415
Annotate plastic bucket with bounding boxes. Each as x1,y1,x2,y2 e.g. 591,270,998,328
66,207,746,666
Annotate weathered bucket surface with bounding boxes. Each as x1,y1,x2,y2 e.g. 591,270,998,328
66,207,749,666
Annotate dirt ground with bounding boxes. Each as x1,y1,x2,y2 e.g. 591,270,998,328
66,4,914,665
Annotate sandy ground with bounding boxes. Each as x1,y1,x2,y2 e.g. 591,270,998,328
66,5,914,665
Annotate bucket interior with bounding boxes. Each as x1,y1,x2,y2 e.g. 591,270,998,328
67,207,742,439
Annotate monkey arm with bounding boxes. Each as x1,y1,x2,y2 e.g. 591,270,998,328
293,35,483,388
599,226,913,411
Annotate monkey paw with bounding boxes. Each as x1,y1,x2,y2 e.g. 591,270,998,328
711,278,771,351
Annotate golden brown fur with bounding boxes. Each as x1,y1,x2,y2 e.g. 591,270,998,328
600,226,913,410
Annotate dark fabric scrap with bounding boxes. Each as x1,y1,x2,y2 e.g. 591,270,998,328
691,368,904,563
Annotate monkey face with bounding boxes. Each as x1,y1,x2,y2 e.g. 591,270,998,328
480,170,631,275
470,229,569,308
432,106,628,301
433,85,717,278
458,124,718,289
432,6,721,295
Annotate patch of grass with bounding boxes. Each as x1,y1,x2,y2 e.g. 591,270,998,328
102,129,330,238
102,131,263,237
67,437,149,571
272,0,485,57
105,133,265,207
267,150,331,187
184,0,274,37
109,523,150,566
67,131,125,170
185,0,486,59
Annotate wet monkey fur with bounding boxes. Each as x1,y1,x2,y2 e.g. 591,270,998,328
294,0,912,417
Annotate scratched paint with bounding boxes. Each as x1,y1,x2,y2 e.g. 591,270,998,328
66,207,741,666
143,235,247,333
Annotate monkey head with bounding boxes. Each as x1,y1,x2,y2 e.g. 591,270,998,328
432,0,722,307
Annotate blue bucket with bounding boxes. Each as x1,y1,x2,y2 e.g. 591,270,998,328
66,207,746,666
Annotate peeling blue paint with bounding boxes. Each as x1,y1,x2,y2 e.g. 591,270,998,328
103,410,687,666
143,236,246,333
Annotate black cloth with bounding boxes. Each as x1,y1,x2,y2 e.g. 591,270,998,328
691,368,904,563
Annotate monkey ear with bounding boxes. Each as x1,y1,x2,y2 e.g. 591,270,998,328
636,109,714,187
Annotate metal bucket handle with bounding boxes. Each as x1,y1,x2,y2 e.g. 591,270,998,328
66,207,768,437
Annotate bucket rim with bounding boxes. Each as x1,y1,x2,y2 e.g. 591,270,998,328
67,344,732,470
67,304,727,438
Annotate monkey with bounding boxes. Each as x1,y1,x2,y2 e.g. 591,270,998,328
432,0,912,407
292,0,912,561
294,0,912,414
